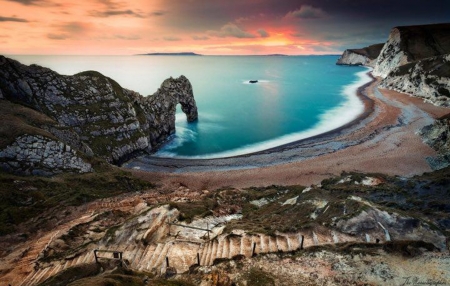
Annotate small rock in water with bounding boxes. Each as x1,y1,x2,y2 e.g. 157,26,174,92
249,80,258,83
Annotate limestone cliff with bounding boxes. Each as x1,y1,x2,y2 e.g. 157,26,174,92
0,56,198,175
336,43,384,67
337,23,450,107
373,23,450,78
379,54,450,107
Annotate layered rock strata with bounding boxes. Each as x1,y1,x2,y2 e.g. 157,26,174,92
0,56,198,174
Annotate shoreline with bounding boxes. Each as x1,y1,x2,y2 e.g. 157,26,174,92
153,69,373,159
126,72,450,190
124,72,377,171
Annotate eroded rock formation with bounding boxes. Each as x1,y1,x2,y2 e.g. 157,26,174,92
0,56,198,175
380,54,450,107
337,23,450,168
420,115,450,170
336,43,384,67
373,23,450,78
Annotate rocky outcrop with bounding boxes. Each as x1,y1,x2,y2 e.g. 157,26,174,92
0,134,93,176
379,54,450,107
373,23,450,77
419,115,450,170
336,43,384,67
0,56,198,174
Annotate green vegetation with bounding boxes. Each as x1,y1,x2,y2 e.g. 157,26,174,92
0,100,57,149
169,198,218,223
39,263,102,286
244,267,275,286
75,70,131,103
40,264,196,286
0,169,154,235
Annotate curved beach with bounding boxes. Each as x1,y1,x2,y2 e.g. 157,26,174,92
126,74,450,189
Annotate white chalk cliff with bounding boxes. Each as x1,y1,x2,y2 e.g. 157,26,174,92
336,43,384,67
338,23,450,107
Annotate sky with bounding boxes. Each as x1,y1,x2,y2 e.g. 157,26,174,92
1,0,450,55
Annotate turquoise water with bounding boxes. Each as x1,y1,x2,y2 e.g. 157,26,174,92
9,55,370,158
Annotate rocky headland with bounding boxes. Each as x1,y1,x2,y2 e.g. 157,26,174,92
339,23,450,107
337,23,450,169
336,43,384,67
0,56,198,175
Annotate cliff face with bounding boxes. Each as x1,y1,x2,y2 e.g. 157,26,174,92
0,56,198,175
373,23,450,77
337,23,450,108
336,43,384,67
379,54,450,107
420,115,450,170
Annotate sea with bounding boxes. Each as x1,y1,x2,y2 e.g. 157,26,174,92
9,55,371,158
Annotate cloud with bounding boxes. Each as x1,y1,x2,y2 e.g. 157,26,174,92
6,0,44,5
97,0,120,9
89,0,145,18
149,10,166,17
115,34,141,40
257,29,270,38
59,22,90,33
47,33,68,40
285,5,326,19
208,23,256,38
89,9,144,18
290,32,304,38
192,35,210,41
47,22,91,40
0,16,28,22
163,36,181,41
6,0,60,7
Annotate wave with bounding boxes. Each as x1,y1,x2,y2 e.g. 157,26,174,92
155,68,372,159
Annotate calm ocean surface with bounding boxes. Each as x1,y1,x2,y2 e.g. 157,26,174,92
9,55,370,158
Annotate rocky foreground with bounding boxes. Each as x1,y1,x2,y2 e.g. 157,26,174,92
0,56,198,175
0,169,449,285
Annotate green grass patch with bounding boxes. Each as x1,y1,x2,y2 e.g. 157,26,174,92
244,267,275,286
0,100,57,149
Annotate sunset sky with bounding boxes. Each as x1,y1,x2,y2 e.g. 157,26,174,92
1,0,449,55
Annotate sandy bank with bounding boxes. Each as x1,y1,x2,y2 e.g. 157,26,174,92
127,75,450,190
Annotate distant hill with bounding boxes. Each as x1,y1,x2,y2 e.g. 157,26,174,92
138,52,201,56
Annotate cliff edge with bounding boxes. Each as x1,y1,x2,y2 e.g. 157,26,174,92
337,23,450,107
336,43,384,67
373,23,450,78
0,56,198,175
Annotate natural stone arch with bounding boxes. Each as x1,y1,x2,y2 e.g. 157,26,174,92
145,75,198,149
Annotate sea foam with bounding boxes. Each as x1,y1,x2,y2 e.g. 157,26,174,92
156,68,372,159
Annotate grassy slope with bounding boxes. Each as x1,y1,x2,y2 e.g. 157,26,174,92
349,43,385,59
0,100,57,149
0,168,155,235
